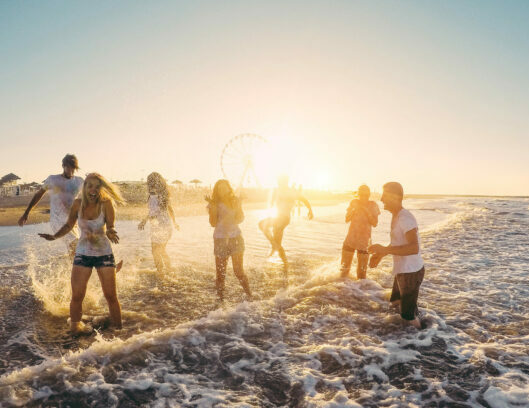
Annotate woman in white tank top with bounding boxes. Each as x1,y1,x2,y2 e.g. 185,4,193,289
39,173,125,334
138,172,179,278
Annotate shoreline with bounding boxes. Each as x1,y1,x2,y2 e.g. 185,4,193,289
0,199,346,227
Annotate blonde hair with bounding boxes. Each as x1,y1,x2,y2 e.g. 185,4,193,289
147,172,170,209
211,179,237,209
81,173,125,211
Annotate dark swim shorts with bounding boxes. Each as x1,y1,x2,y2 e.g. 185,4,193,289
73,254,116,268
214,235,245,258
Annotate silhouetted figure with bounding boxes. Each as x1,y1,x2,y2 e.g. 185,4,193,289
259,175,313,275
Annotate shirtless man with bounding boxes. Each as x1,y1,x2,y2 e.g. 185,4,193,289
368,182,425,329
19,154,83,258
259,175,313,273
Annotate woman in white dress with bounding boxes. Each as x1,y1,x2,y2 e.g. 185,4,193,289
138,172,179,277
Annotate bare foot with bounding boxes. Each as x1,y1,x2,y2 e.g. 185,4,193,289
70,321,93,335
406,317,422,329
390,300,401,310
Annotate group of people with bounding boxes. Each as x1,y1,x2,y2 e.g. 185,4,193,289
19,154,425,333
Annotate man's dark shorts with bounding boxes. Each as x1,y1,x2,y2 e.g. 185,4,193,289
390,267,425,321
73,254,116,269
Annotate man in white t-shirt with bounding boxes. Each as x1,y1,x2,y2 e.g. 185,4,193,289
368,182,424,329
19,154,84,258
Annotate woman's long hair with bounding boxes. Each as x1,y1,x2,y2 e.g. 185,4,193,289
81,173,125,212
147,172,170,209
211,179,237,208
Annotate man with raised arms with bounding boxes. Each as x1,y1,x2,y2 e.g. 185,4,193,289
368,182,425,329
259,175,313,274
19,154,84,258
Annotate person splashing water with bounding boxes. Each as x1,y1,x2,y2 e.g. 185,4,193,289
138,172,179,279
259,175,313,278
39,173,125,335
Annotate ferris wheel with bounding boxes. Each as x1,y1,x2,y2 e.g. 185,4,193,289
220,133,269,188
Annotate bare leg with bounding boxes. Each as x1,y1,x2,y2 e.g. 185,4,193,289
96,266,122,329
231,252,252,299
259,219,276,255
273,225,288,272
356,253,369,280
161,242,172,271
151,243,164,277
340,249,354,278
215,256,228,301
70,265,93,333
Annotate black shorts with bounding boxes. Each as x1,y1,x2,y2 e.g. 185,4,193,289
214,236,245,258
342,243,368,255
73,254,116,268
390,267,425,321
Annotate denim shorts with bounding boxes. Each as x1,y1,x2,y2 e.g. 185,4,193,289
214,235,245,258
73,253,116,268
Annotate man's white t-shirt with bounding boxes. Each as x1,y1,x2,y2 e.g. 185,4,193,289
43,174,84,242
390,208,424,275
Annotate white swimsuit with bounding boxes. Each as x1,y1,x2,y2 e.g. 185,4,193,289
148,195,173,244
75,206,113,256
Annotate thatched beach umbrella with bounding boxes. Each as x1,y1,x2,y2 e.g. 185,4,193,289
172,180,183,185
189,179,202,187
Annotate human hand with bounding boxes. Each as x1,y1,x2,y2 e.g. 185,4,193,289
106,228,120,244
18,213,28,227
368,253,384,268
38,233,55,241
174,222,180,231
204,195,213,204
307,210,314,220
368,244,387,255
138,220,146,230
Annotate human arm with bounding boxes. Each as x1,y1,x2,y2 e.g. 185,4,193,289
168,204,179,230
299,196,314,220
368,228,420,256
206,200,218,227
19,188,46,226
38,199,79,240
137,214,149,230
359,203,379,227
345,200,356,223
103,200,119,244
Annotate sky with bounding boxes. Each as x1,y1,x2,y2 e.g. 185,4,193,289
1,0,528,195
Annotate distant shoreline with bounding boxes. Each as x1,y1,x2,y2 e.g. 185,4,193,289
0,199,346,227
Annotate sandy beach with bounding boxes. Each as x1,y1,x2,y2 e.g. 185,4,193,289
0,195,347,226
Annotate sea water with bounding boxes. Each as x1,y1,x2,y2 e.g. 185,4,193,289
0,198,527,407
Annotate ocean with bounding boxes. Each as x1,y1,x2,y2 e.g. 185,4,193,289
0,197,528,407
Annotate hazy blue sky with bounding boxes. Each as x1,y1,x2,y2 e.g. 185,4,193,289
1,0,528,195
